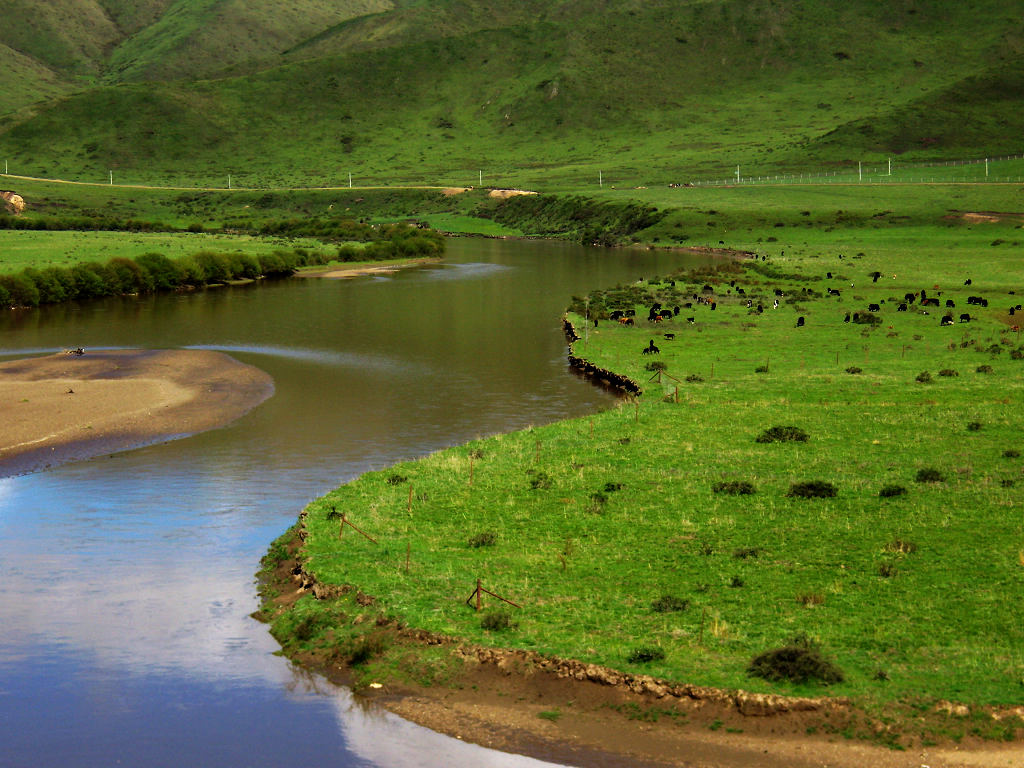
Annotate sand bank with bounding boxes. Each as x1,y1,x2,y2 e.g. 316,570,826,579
0,349,273,476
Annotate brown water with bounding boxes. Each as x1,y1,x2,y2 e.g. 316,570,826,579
0,237,705,768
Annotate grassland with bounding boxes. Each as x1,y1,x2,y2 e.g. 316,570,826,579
0,230,327,273
261,179,1024,746
1,1,1022,189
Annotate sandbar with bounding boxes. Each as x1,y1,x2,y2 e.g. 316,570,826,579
0,349,274,476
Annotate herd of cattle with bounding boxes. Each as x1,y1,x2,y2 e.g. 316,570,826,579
596,271,1021,358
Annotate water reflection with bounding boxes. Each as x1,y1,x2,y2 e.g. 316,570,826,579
0,238,704,766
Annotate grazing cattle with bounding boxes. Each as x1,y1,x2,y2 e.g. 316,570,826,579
982,298,989,307
897,303,908,312
1010,307,1016,316
868,303,881,312
710,302,717,310
843,312,851,322
871,271,881,283
959,313,971,323
746,299,753,308
940,314,954,326
686,317,695,324
904,292,916,303
827,288,841,297
642,339,660,355
664,333,675,340
796,316,805,327
660,310,673,320
774,288,785,296
945,299,955,308
618,317,634,326
852,312,860,322
673,305,680,316
737,287,746,295
826,272,833,279
964,278,972,285
756,304,764,314
610,310,624,320
683,302,693,309
922,298,940,307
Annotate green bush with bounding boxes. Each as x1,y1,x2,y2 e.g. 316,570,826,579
627,647,666,664
712,480,756,495
480,611,515,631
915,467,945,483
878,484,907,498
756,425,809,443
787,480,837,498
0,272,41,306
651,595,689,613
468,531,497,548
748,636,844,685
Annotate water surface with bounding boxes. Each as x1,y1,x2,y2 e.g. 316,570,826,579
0,238,702,767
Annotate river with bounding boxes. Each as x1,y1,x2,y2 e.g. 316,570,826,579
0,237,702,767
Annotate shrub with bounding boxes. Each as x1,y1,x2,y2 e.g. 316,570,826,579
754,364,769,373
651,595,689,613
878,484,907,498
733,547,760,559
938,368,959,377
481,611,515,631
1003,449,1021,458
468,532,496,548
729,575,745,588
845,366,862,374
1012,349,1024,360
385,473,407,485
852,311,882,325
756,425,809,443
787,481,837,498
0,272,40,307
976,364,994,374
797,593,825,607
136,252,183,290
878,562,898,578
915,371,932,383
685,373,704,382
645,360,667,372
627,647,665,664
967,421,982,431
712,480,756,495
915,467,945,483
747,635,844,684
528,470,552,490
348,634,387,665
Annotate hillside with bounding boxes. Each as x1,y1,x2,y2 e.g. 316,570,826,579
0,0,1021,188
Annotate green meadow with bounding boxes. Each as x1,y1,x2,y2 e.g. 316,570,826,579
264,180,1024,743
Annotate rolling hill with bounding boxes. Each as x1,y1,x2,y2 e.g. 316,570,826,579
0,0,1021,188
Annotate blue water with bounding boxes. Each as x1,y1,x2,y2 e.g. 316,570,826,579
0,238,701,767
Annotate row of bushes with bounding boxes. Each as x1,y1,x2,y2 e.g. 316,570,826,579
0,247,327,308
0,214,173,232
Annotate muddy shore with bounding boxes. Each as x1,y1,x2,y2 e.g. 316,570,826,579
0,348,273,476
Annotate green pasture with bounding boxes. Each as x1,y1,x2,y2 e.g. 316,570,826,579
271,218,1024,740
0,230,326,274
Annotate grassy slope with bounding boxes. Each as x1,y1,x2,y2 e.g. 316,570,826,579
277,186,1024,741
0,1,1021,188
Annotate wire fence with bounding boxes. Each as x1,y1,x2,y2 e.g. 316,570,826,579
688,152,1024,187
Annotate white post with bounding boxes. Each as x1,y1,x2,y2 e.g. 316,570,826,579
736,165,740,183
479,170,483,186
985,158,989,178
888,158,892,176
3,160,6,174
348,173,352,188
228,174,232,190
599,170,603,187
109,170,113,185
859,162,862,182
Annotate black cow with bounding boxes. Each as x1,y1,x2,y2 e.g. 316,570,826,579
945,299,955,308
868,303,881,312
940,314,954,326
897,303,908,312
959,313,971,323
796,316,805,327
